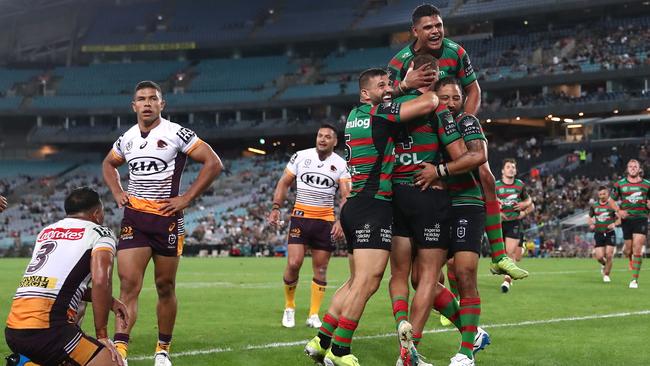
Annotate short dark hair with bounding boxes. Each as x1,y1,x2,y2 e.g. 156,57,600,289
503,158,517,167
134,80,162,97
434,76,462,94
412,54,437,70
359,68,388,89
598,185,609,191
64,187,101,215
319,123,338,135
412,4,441,25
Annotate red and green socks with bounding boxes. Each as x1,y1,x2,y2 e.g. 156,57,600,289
433,286,461,330
318,313,338,349
392,296,409,329
459,298,481,359
485,201,507,263
331,316,358,357
447,268,460,299
632,255,643,282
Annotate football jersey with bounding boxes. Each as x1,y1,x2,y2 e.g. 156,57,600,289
590,201,616,233
496,178,529,220
111,118,203,216
612,177,650,219
285,148,351,222
6,218,116,329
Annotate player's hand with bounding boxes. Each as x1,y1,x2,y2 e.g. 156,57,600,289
112,191,130,208
403,61,436,91
500,212,507,220
415,162,440,191
0,195,6,212
159,195,191,216
515,202,527,212
268,208,281,227
111,298,129,330
97,338,124,366
331,220,344,242
589,224,596,231
617,210,628,219
607,223,616,230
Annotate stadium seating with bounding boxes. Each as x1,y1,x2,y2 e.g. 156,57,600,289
356,0,450,30
189,56,294,92
0,69,40,94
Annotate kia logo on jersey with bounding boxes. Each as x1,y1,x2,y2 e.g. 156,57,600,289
128,156,168,176
300,173,336,189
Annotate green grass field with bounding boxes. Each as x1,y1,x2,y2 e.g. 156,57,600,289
1,257,649,366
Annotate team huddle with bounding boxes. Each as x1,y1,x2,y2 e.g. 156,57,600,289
3,3,649,366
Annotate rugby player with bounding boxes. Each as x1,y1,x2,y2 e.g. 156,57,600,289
102,81,222,365
611,159,650,288
588,186,619,283
495,159,533,293
388,56,490,366
5,187,127,366
269,124,351,329
388,4,480,115
304,68,442,366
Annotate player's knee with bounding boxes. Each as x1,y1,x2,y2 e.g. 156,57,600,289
155,278,176,298
454,266,477,285
119,275,143,296
286,259,303,274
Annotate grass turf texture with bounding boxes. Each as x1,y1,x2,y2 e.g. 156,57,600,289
1,257,648,365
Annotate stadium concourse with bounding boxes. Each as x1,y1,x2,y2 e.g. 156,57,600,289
1,0,650,365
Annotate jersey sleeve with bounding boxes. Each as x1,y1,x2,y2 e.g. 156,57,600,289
369,102,401,123
90,226,117,255
456,114,486,142
111,135,125,162
611,182,620,201
285,152,299,177
388,56,406,89
435,106,462,146
175,126,202,154
456,46,477,87
339,160,352,182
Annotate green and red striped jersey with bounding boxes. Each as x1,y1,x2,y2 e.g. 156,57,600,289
590,201,616,232
445,114,485,207
345,102,401,201
393,93,461,184
496,178,528,221
388,38,477,90
612,177,650,219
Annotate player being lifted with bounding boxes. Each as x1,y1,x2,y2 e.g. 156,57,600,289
388,56,490,366
389,3,527,281
611,159,650,289
304,68,442,366
495,159,533,293
268,124,351,329
5,187,127,366
589,186,620,283
102,81,222,366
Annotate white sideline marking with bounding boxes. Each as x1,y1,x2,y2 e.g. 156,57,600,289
129,309,650,361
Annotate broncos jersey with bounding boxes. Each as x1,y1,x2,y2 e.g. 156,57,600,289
6,218,116,329
111,118,203,216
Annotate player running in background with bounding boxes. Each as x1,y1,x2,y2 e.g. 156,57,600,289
389,55,490,366
304,68,441,366
495,159,533,293
589,186,620,283
102,81,222,366
611,159,650,289
388,4,481,115
5,187,127,366
268,124,351,329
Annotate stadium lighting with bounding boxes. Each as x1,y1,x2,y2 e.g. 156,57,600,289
563,118,574,123
578,112,584,117
516,116,521,120
551,117,561,122
566,124,583,129
646,107,650,112
291,143,296,147
524,20,528,25
247,147,267,155
547,114,553,119
259,138,266,144
486,119,492,123
613,109,619,114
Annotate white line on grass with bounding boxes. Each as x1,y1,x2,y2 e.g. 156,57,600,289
129,309,650,361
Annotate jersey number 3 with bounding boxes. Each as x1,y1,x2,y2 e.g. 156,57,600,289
26,241,57,274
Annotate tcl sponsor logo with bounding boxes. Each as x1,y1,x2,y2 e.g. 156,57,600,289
37,228,85,242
